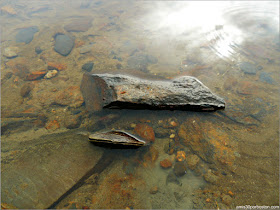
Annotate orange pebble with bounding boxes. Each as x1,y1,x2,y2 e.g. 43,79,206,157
176,151,186,162
206,198,211,203
228,190,234,196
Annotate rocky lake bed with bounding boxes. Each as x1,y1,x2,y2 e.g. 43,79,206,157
1,1,279,209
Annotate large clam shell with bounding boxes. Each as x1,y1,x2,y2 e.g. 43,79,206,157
89,130,147,146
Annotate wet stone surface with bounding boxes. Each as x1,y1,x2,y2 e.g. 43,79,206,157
80,73,225,112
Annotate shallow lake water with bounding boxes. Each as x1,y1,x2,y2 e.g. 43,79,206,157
1,1,279,209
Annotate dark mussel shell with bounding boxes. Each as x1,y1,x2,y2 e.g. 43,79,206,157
89,130,147,148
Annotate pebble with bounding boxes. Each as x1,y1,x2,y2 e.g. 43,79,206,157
54,34,74,56
186,154,200,170
176,151,186,162
149,186,158,194
222,195,232,205
169,133,175,139
130,123,136,128
64,115,82,129
204,170,218,183
160,159,172,169
15,26,39,44
44,70,58,79
259,72,274,84
35,46,43,54
4,47,18,58
173,161,187,177
82,62,94,72
134,123,155,142
239,62,260,75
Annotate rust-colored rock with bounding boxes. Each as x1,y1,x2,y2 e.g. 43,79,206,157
134,123,155,142
178,116,236,166
25,71,46,81
45,120,60,130
176,151,186,162
160,159,172,169
47,62,67,71
54,86,84,108
186,154,200,170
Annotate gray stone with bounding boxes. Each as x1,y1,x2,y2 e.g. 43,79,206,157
80,73,225,112
54,34,74,56
82,62,94,72
239,62,260,75
259,72,274,84
15,26,39,44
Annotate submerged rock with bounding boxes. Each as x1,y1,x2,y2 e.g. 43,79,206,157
54,34,74,56
239,62,261,75
80,73,225,112
15,26,39,44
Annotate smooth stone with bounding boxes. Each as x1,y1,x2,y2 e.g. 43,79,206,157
4,47,18,58
239,62,259,75
15,26,39,44
82,62,94,72
173,161,187,177
35,46,43,54
54,34,74,56
80,73,225,112
259,72,274,84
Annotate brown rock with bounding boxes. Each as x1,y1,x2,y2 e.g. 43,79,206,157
25,71,46,81
186,154,200,170
64,115,82,129
20,83,34,97
134,123,155,142
160,159,172,169
222,195,232,205
149,186,158,194
178,117,236,166
45,120,60,130
173,161,187,177
54,86,84,108
204,170,218,183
